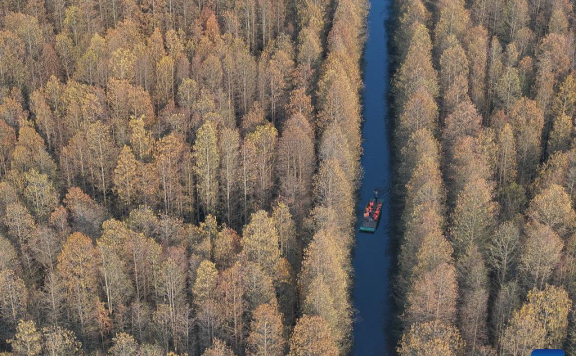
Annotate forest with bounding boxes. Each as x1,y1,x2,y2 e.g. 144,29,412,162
394,0,576,354
0,0,368,354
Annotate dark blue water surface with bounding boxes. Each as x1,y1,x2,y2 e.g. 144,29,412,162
352,0,393,355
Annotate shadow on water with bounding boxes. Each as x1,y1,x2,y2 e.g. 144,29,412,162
352,0,395,355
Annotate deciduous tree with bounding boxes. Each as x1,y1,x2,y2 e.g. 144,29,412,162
288,316,338,356
398,321,464,356
194,121,220,216
247,301,285,356
502,285,571,353
57,231,101,340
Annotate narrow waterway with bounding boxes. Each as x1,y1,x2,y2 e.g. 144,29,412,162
352,0,393,355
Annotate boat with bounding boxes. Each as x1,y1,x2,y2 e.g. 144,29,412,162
360,190,383,233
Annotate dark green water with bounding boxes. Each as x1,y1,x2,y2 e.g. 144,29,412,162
352,0,393,354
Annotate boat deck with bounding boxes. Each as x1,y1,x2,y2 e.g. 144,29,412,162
360,218,379,233
360,199,383,233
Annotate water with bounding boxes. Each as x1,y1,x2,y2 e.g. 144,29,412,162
352,0,393,355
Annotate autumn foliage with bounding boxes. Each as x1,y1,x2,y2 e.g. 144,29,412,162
0,0,368,354
394,0,576,354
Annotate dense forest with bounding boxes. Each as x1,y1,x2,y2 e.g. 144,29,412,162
0,0,368,354
394,0,576,354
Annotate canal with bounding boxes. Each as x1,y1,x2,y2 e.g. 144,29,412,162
352,0,393,355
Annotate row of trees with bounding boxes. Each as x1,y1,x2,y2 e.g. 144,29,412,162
394,0,576,354
0,0,369,355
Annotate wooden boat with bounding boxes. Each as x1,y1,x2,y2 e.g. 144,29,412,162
360,190,383,233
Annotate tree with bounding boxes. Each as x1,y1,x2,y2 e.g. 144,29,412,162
295,27,322,89
442,101,482,160
23,169,58,220
114,146,140,208
243,124,278,210
520,222,563,289
30,225,62,273
396,24,438,108
450,178,498,256
64,187,106,237
271,202,298,266
217,262,246,352
396,87,438,148
242,210,281,279
194,121,220,216
193,260,220,351
75,33,106,86
398,321,464,356
448,135,495,205
492,282,521,347
496,124,518,188
319,120,358,187
489,221,520,285
42,326,83,356
0,270,28,335
405,262,458,327
0,30,27,88
403,155,445,234
548,114,572,155
243,261,275,312
122,227,162,303
495,66,521,111
299,229,350,347
128,116,153,160
9,320,42,356
535,35,571,116
457,246,489,353
98,220,134,318
155,247,189,353
502,285,571,353
434,0,470,56
0,97,27,129
398,207,445,296
60,130,89,190
109,333,139,356
218,127,241,227
12,124,56,179
247,301,285,356
0,234,18,271
465,25,488,113
4,202,37,278
258,36,295,122
56,232,101,341
154,133,188,216
213,228,241,271
86,121,117,202
109,49,136,82
499,183,527,221
288,316,338,356
553,74,576,118
396,0,429,56
276,113,315,220
399,128,441,187
314,159,354,230
107,81,155,144
0,119,16,176
55,32,77,80
527,184,576,238
439,41,469,113
40,270,65,330
155,56,175,107
30,91,56,153
202,339,235,356
140,343,164,356
510,97,544,182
